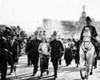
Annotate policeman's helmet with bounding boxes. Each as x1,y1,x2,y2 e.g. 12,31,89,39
86,16,91,22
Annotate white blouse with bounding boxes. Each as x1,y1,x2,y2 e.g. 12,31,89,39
41,43,48,54
39,43,50,55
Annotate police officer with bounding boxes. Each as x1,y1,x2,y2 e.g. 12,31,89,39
9,34,19,66
0,27,13,80
50,31,64,78
29,31,41,76
80,16,98,68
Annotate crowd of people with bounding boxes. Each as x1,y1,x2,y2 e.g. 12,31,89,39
26,30,64,78
0,26,27,80
0,16,100,80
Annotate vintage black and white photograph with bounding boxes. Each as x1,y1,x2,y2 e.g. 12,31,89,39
0,0,100,80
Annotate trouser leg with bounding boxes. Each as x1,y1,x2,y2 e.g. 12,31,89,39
27,54,31,65
8,55,14,73
52,58,58,76
34,63,38,74
1,65,7,80
31,57,39,75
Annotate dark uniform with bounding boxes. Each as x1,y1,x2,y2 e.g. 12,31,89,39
0,28,13,80
80,26,98,43
26,37,32,66
6,37,14,74
50,31,64,78
29,37,41,76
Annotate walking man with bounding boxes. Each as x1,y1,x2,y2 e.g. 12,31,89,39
50,31,64,78
29,31,41,76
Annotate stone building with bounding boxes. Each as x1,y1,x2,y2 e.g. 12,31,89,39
43,6,100,40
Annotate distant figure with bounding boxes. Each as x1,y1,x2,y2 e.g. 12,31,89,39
42,30,46,38
64,40,73,66
26,37,32,66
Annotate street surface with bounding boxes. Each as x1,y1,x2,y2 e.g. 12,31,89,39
5,55,100,80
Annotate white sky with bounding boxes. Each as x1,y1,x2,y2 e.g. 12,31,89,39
0,0,100,33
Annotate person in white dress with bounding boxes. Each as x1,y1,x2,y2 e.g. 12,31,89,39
38,37,51,76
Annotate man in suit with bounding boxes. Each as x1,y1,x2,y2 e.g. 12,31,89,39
10,34,19,64
6,35,14,75
7,34,19,75
29,31,41,76
50,31,64,78
0,27,13,80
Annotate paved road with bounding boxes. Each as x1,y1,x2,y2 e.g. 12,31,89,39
5,55,100,80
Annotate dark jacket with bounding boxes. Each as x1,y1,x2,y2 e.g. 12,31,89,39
50,39,64,59
0,37,11,66
26,39,31,53
80,25,98,40
29,39,41,57
10,40,19,63
0,37,8,50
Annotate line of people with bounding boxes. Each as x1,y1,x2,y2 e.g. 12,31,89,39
24,16,99,79
26,31,64,78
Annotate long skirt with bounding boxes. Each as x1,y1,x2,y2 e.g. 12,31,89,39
40,55,49,73
64,48,72,66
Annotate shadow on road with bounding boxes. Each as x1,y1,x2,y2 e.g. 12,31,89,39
6,73,56,80
58,66,79,73
21,75,56,80
73,79,81,80
6,65,80,80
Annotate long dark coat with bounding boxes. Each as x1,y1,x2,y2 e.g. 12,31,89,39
50,39,64,61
